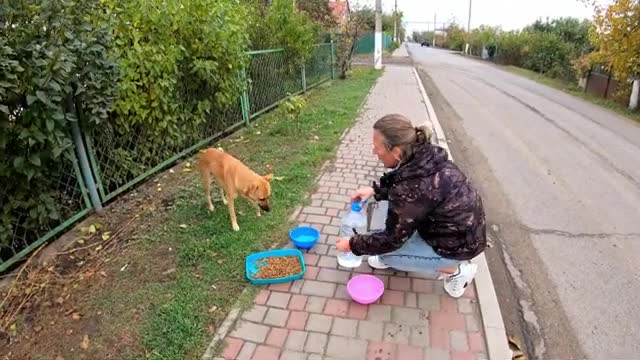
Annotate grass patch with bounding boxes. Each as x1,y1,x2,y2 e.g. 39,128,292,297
505,65,640,124
135,68,380,359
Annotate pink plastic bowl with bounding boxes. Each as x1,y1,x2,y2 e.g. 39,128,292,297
347,274,385,304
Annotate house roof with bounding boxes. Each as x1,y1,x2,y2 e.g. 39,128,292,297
328,0,350,20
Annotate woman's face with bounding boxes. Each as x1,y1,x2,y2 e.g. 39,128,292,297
373,129,401,168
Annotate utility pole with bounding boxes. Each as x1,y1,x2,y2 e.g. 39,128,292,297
393,0,398,43
374,0,382,69
465,0,472,54
433,13,437,47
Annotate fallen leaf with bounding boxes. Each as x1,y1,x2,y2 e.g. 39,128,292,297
120,264,128,272
273,176,285,181
179,224,188,229
99,271,107,277
207,324,216,335
217,259,224,265
256,131,261,135
72,313,81,320
101,232,111,241
162,268,176,276
169,169,175,173
157,187,162,192
55,297,64,305
77,239,85,245
94,245,103,251
182,167,192,173
8,323,16,336
34,325,43,333
185,162,191,167
265,164,273,169
80,335,89,350
208,306,218,313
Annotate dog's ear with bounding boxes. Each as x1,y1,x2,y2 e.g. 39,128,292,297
244,183,258,195
263,174,273,182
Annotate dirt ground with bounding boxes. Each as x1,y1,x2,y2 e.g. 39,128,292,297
0,158,196,360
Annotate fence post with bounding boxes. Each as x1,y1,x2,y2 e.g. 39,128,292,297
67,96,103,212
302,65,307,93
330,41,336,80
240,68,251,125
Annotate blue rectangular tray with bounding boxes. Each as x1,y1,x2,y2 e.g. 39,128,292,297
245,248,306,285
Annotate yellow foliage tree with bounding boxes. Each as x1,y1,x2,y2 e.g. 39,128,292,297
590,0,640,80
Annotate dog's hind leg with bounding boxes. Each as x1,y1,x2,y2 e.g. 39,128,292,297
200,169,214,212
219,186,228,205
226,190,240,232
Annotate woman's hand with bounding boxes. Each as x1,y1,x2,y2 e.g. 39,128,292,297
350,186,375,202
336,237,351,252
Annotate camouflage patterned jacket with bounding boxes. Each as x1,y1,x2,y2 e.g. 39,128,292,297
349,142,487,261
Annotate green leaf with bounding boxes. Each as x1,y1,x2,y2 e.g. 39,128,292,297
13,157,24,169
46,118,55,131
36,91,48,104
26,95,37,105
0,105,8,114
29,154,41,167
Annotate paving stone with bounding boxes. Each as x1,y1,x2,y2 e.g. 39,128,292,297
405,292,418,307
302,206,327,215
410,324,429,347
450,330,469,351
397,344,424,359
304,332,328,354
357,320,384,341
288,295,307,311
330,317,358,337
241,305,267,322
458,298,474,314
323,299,349,317
317,268,350,283
424,348,451,360
325,336,368,359
366,341,396,360
222,338,244,360
305,296,327,313
301,280,336,297
418,293,441,310
383,323,410,344
285,330,308,352
334,284,351,300
267,292,291,309
306,214,332,225
367,304,391,322
231,321,270,343
279,350,305,360
252,345,280,360
347,303,368,320
389,276,412,291
264,307,289,327
391,307,425,326
286,311,308,330
306,313,333,333
318,256,338,269
237,341,257,360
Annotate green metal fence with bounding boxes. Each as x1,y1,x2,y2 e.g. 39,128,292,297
0,43,334,273
354,32,394,54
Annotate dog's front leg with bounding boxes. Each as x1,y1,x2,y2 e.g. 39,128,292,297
252,202,261,217
226,189,240,231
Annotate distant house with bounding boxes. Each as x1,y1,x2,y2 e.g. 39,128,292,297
328,0,350,25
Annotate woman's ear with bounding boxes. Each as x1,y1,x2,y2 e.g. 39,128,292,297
391,147,402,161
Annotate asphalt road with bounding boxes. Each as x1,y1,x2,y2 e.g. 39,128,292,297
409,44,640,360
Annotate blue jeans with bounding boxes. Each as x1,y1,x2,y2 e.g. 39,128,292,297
379,231,461,277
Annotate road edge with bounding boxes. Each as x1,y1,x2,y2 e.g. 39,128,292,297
411,66,512,360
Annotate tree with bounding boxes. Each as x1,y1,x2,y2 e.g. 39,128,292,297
589,0,640,81
334,8,370,79
296,0,337,31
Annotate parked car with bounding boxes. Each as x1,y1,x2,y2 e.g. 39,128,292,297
421,41,430,47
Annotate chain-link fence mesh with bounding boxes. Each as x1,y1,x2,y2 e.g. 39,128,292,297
305,44,333,88
0,151,92,271
1,43,334,271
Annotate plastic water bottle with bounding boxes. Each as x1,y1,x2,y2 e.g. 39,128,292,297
337,201,367,268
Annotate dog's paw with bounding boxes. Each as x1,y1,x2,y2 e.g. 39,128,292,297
232,223,240,232
222,197,228,205
207,205,215,212
256,212,261,217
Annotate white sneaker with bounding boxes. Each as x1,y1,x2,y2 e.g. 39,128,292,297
444,262,478,298
367,255,391,269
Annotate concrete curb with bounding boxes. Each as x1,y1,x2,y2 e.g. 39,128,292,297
411,66,512,360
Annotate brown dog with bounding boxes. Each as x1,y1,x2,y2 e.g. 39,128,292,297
198,148,272,231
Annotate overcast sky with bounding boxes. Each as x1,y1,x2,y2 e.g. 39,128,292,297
353,0,596,34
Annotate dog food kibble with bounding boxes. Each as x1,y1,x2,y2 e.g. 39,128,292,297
254,256,302,279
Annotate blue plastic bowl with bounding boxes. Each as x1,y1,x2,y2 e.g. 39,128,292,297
289,226,320,250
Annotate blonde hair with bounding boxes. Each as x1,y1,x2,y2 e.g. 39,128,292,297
373,114,432,160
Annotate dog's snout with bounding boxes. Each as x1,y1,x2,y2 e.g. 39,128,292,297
260,204,270,212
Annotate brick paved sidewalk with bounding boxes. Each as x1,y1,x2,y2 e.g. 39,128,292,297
218,67,488,360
